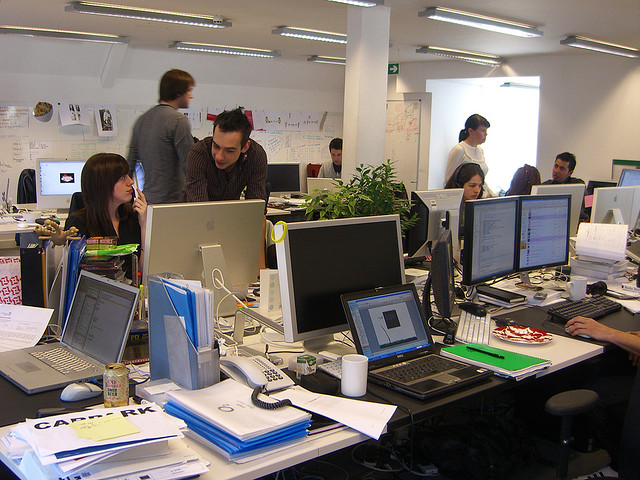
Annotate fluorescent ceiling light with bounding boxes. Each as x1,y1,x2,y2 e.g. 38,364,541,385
307,55,346,65
560,35,639,58
0,25,128,43
416,46,502,66
66,1,231,28
501,82,539,89
272,26,347,44
327,0,383,6
170,41,280,58
418,6,542,38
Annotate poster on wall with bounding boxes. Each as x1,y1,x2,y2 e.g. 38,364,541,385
179,106,203,130
252,110,326,132
95,104,117,137
58,103,91,126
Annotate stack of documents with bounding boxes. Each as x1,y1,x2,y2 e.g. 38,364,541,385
164,379,311,463
570,256,628,280
0,403,208,480
441,343,551,381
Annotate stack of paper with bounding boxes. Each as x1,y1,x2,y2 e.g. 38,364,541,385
0,403,208,480
164,379,312,463
570,256,628,280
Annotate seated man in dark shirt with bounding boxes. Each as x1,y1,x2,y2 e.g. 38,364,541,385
543,152,588,221
184,107,267,202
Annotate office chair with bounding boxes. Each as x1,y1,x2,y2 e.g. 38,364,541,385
69,191,85,214
545,364,640,480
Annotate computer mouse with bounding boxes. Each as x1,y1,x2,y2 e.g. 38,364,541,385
564,327,591,339
458,302,487,317
495,317,518,327
60,382,103,402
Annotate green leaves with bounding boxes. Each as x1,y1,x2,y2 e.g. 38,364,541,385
303,159,417,235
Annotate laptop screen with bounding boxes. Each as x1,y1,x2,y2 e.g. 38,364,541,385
61,271,139,364
344,287,433,362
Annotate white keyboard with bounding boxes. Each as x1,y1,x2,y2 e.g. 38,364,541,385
317,359,342,379
455,310,492,345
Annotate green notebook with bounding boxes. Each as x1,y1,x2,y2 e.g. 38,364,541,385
441,343,551,380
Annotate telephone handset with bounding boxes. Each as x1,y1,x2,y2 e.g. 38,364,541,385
220,355,294,392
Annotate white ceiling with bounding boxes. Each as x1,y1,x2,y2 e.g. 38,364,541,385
1,0,639,64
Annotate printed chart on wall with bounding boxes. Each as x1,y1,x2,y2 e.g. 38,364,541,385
385,100,420,191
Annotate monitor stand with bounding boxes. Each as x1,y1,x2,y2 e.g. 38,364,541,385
303,334,355,357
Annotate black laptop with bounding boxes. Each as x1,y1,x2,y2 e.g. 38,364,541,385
341,283,492,400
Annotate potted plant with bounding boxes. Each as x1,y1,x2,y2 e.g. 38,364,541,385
303,159,417,235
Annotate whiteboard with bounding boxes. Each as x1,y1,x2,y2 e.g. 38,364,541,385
385,100,421,191
0,103,342,203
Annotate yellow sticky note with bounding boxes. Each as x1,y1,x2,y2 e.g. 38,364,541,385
70,414,140,442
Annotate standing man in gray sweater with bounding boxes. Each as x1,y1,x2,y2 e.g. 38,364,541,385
128,69,195,204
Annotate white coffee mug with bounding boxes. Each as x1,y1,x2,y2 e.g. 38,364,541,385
567,275,588,301
341,354,368,397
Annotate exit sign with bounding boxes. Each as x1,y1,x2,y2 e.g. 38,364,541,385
388,63,399,75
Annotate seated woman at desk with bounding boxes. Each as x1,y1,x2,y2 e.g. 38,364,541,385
444,162,485,203
505,164,541,196
64,153,147,275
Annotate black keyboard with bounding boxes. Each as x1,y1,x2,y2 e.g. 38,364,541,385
378,355,457,383
546,295,622,323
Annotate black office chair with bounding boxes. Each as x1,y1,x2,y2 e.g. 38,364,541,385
545,365,640,480
69,191,85,214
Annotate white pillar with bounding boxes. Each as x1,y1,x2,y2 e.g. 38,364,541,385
342,5,391,180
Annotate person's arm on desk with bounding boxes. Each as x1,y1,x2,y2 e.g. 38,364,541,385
566,316,640,362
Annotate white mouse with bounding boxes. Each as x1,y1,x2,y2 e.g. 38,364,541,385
60,382,103,402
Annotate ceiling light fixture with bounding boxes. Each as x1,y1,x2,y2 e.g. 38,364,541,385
326,0,384,6
418,6,542,38
272,26,347,44
560,35,639,58
416,45,502,66
170,41,280,58
501,82,539,89
307,55,346,65
0,25,129,43
66,1,232,28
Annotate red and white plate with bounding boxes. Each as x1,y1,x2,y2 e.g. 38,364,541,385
492,326,553,344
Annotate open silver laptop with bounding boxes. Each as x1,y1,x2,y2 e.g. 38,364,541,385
0,270,139,394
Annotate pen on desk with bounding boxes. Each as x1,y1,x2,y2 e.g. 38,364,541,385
466,346,505,359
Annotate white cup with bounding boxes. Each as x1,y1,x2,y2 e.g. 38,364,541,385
567,275,588,301
341,354,368,397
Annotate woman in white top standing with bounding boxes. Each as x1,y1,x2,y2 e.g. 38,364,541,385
444,114,490,187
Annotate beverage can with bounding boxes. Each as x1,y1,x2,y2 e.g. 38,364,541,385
103,363,129,407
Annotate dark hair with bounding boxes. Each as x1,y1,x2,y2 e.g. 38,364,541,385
329,138,342,151
80,153,131,237
158,69,195,102
459,114,490,142
506,164,541,196
555,152,577,172
213,107,253,147
445,162,485,190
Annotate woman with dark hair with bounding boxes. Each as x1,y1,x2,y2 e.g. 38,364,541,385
65,153,147,275
445,162,485,203
445,114,490,187
506,164,541,196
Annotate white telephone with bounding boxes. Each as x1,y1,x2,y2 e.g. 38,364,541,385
220,355,294,392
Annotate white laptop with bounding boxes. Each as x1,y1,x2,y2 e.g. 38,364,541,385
0,270,139,394
307,177,338,197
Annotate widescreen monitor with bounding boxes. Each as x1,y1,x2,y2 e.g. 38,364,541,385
35,158,86,210
274,215,405,351
142,199,265,291
531,183,585,235
518,195,571,272
267,163,301,195
405,189,463,258
618,168,640,187
590,185,639,226
462,197,519,286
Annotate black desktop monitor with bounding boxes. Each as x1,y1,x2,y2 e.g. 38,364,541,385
267,163,301,195
462,197,519,286
518,195,571,272
618,169,640,187
429,229,456,320
274,215,405,353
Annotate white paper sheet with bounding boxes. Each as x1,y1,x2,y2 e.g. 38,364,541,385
0,304,53,352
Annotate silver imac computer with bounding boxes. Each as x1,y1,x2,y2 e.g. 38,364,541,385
35,158,86,211
143,199,265,294
406,189,463,258
274,215,406,354
531,183,585,235
590,185,639,226
306,177,338,197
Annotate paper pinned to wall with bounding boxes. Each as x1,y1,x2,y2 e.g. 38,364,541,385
59,102,91,126
95,104,117,137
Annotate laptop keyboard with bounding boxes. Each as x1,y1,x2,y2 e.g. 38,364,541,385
31,347,98,375
377,355,459,383
456,310,492,345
